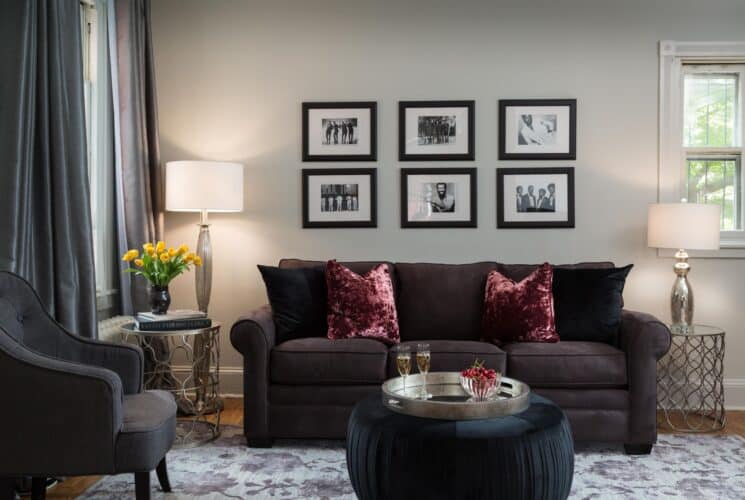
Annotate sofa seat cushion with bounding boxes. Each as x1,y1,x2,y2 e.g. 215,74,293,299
503,341,626,389
386,340,506,378
271,337,388,385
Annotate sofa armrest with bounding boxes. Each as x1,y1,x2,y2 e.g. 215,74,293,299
618,309,671,445
230,304,275,444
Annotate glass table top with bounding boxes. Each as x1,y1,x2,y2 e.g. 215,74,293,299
668,324,724,336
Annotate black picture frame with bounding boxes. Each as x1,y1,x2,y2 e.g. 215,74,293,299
302,168,377,228
399,100,475,161
400,167,477,228
496,167,575,228
498,99,576,160
302,101,377,162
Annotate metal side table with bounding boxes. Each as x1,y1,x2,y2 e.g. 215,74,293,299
120,322,222,447
657,324,726,432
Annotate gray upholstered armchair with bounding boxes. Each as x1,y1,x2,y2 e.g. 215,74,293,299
0,271,176,500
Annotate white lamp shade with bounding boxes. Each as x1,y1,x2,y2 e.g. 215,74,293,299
647,203,721,250
166,161,244,212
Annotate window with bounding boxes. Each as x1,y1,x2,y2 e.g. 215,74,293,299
682,65,744,231
659,41,745,252
80,0,117,311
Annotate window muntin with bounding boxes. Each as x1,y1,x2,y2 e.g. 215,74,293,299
682,64,745,234
683,73,738,148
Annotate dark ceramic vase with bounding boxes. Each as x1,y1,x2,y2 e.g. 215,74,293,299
149,285,171,314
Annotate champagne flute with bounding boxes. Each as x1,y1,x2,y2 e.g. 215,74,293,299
416,343,432,400
395,345,411,394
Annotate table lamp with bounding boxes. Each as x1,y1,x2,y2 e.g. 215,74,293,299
166,161,244,313
647,202,720,326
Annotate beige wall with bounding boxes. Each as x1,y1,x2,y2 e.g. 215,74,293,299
151,0,745,404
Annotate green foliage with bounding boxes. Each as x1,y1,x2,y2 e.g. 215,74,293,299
687,159,739,230
683,74,737,148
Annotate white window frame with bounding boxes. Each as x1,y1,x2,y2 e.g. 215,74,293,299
81,0,118,311
660,40,745,257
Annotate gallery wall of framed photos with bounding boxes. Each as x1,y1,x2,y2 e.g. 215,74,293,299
300,98,577,230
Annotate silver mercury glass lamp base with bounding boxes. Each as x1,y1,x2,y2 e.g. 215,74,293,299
195,209,213,314
670,249,693,328
193,209,220,414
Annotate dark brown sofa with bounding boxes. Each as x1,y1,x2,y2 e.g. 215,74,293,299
230,260,671,454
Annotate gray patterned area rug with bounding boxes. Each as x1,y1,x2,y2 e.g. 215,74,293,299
81,426,745,499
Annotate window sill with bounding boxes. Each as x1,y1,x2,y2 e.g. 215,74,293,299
96,289,118,311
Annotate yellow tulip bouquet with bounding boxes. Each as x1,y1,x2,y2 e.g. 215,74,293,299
122,241,202,287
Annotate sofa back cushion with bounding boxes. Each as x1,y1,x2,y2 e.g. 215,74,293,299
495,261,615,282
279,259,398,294
395,262,497,341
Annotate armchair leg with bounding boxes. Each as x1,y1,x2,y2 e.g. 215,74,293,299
31,477,46,500
134,471,151,500
0,477,16,500
624,443,653,455
156,457,172,492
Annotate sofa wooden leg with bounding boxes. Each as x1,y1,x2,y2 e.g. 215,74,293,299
30,477,46,500
624,443,653,455
135,471,151,500
156,457,172,492
248,437,274,448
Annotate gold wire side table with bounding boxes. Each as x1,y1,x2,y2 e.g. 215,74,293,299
120,322,222,447
657,324,726,432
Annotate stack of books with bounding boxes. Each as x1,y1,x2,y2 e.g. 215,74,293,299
134,309,212,331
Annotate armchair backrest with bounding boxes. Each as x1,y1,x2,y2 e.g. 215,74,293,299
0,271,68,357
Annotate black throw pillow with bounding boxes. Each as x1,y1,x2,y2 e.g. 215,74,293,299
552,265,633,344
257,265,327,343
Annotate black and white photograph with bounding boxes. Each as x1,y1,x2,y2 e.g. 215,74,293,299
401,168,477,228
303,102,376,161
418,116,456,145
303,169,376,228
518,114,557,146
321,184,359,212
497,167,574,228
499,99,576,160
400,101,474,161
321,119,358,145
514,181,556,213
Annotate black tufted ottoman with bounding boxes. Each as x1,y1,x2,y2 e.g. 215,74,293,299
346,393,574,500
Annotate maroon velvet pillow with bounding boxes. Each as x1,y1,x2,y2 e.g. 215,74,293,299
326,260,400,344
482,262,558,344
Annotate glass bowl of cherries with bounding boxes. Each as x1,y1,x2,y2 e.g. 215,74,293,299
460,360,502,402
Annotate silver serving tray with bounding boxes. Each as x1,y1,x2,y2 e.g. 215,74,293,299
382,372,530,420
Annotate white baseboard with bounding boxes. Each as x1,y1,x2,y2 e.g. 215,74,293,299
724,378,745,410
175,366,745,410
170,365,244,396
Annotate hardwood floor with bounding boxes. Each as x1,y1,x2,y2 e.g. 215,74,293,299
36,399,745,499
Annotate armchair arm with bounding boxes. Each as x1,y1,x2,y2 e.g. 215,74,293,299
230,304,275,444
59,332,144,394
618,310,671,445
0,332,123,476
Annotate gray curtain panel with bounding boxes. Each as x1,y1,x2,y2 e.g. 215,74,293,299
110,0,164,315
0,0,97,338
